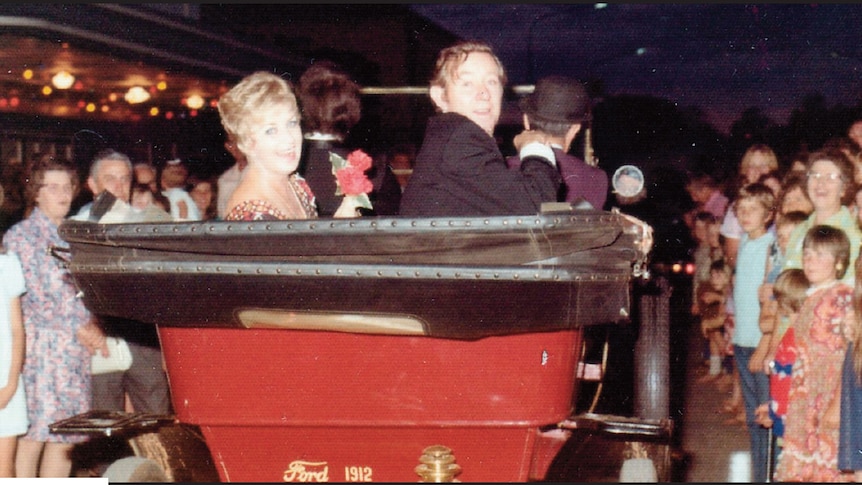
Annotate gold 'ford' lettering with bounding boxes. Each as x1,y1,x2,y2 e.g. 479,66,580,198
283,460,330,482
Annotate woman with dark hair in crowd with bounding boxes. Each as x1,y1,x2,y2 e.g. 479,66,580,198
2,156,99,477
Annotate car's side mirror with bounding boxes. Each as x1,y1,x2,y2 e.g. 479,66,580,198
612,165,645,198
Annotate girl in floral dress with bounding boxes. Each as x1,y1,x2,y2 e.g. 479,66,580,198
774,225,855,482
2,157,93,477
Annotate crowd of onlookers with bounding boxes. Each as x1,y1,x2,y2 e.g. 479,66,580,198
685,119,862,481
2,33,862,480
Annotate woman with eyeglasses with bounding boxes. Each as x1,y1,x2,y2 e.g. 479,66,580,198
781,148,861,284
2,156,95,477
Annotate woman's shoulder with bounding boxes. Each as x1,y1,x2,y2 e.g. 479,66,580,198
3,215,37,240
224,200,287,221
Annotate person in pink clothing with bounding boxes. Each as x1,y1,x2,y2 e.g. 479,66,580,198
686,172,729,222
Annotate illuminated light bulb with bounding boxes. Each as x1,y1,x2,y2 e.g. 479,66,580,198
109,93,118,102
42,86,53,96
23,69,33,80
9,97,20,108
101,105,109,113
0,99,7,108
186,94,204,110
190,109,198,117
157,81,167,91
73,81,84,90
125,86,151,104
149,107,159,116
209,99,218,108
86,103,96,113
165,111,174,120
77,100,86,108
52,71,75,90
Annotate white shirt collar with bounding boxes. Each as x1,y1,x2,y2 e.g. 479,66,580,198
304,132,341,142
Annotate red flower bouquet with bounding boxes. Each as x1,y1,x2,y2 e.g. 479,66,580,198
330,149,374,210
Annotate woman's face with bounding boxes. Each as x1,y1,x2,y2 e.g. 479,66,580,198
190,181,213,213
743,152,773,184
35,169,74,224
244,103,303,176
431,52,503,137
806,159,846,214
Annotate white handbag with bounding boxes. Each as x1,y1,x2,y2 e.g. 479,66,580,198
91,337,134,375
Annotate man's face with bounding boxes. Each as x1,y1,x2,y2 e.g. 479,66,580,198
430,52,503,137
89,158,132,202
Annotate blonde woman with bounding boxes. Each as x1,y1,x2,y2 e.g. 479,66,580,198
218,71,359,220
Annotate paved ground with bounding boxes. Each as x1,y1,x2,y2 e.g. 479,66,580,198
545,281,753,483
675,318,752,482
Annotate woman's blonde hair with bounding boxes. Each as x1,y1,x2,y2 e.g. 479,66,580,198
218,71,299,156
739,144,779,176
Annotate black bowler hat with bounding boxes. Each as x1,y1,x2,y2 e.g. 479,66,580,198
519,75,590,124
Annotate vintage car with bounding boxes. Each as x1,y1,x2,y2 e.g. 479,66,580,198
51,180,671,482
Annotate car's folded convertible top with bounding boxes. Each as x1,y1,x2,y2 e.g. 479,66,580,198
58,207,651,339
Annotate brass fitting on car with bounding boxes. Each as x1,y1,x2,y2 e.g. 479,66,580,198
415,445,461,482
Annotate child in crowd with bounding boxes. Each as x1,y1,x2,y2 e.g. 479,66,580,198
697,259,732,381
131,183,170,212
0,245,27,477
839,255,862,480
690,211,724,369
718,235,742,420
753,268,808,478
128,182,172,223
757,211,809,359
691,211,723,314
753,211,809,375
730,182,775,483
775,225,854,482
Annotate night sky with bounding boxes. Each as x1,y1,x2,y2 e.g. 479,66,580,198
410,4,862,133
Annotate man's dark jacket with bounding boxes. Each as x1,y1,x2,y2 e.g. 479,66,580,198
399,113,561,217
507,148,608,210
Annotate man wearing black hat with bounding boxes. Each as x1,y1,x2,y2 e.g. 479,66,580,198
508,75,608,210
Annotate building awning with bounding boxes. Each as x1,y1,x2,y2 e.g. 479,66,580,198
0,4,310,122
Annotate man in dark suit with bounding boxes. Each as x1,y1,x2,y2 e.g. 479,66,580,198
507,75,608,210
399,41,561,217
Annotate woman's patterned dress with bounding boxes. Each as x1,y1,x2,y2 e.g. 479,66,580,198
2,207,91,443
